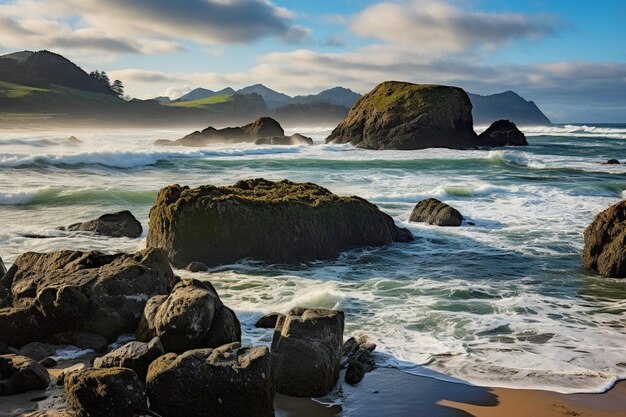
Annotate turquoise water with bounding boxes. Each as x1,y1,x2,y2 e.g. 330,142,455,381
1,124,625,393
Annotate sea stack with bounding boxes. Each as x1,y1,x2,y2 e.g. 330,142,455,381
326,81,478,150
146,178,413,267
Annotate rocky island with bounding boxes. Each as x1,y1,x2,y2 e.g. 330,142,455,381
326,81,527,150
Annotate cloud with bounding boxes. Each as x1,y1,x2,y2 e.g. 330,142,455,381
323,36,347,48
108,69,186,84
0,0,308,57
351,0,559,52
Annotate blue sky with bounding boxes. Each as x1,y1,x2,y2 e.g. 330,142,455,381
0,0,624,122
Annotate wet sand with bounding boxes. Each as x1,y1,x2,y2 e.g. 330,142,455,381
342,368,626,417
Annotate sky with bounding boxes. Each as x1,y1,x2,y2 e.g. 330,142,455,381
0,0,624,122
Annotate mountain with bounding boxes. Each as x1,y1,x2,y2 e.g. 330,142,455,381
292,87,361,108
0,50,115,95
236,84,292,109
151,96,171,104
469,91,551,126
177,87,235,102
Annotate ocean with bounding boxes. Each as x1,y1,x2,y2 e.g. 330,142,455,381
1,124,625,394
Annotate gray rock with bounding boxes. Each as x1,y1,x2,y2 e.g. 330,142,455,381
342,335,376,372
64,367,147,417
185,261,208,272
17,342,57,361
0,248,175,347
271,307,344,397
136,279,241,353
66,210,142,238
255,312,284,329
93,337,164,381
0,354,50,396
147,343,274,417
409,198,463,227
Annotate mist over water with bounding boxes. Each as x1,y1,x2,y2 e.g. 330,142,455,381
1,124,625,393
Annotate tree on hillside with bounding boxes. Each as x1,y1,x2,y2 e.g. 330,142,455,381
89,70,113,92
111,80,124,97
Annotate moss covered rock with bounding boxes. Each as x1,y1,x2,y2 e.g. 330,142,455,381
147,178,413,267
326,81,478,150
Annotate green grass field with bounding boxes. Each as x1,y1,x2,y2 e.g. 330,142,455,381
0,81,49,98
167,93,233,108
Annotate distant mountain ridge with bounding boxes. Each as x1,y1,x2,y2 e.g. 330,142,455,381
469,91,551,126
177,87,235,102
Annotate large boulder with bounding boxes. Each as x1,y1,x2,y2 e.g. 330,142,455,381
409,198,463,227
65,210,142,238
271,308,344,397
326,81,478,150
135,279,241,353
582,201,626,278
147,343,274,417
478,119,528,147
0,354,50,396
93,337,164,381
147,178,413,267
0,248,175,347
64,367,147,417
157,117,286,147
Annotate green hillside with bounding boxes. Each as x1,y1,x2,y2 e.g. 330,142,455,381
167,93,233,108
0,80,49,98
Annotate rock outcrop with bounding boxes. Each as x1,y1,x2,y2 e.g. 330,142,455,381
326,81,478,150
185,261,208,272
271,308,344,397
0,354,50,395
0,256,6,280
65,367,147,417
255,312,284,329
64,210,142,238
342,335,376,385
147,343,274,417
255,133,313,146
478,119,528,147
147,178,413,267
0,248,175,347
93,337,164,380
582,201,626,278
409,198,463,227
135,279,241,353
606,159,620,165
157,117,290,146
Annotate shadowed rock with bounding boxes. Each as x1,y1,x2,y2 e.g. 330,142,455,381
93,337,164,381
185,261,208,272
0,354,50,396
147,343,274,417
136,279,241,353
255,133,313,146
326,81,478,150
409,198,463,227
65,210,142,238
271,308,344,397
255,312,284,329
478,119,528,147
0,248,175,347
582,200,626,278
606,159,620,165
64,367,147,417
147,178,413,267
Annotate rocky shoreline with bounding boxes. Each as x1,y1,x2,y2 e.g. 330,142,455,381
1,176,623,416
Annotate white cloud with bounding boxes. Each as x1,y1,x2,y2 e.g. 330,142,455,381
351,0,559,53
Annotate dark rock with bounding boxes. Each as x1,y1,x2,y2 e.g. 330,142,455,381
136,295,167,342
345,360,365,385
326,81,478,150
18,342,57,361
50,331,109,353
66,210,142,238
147,178,413,267
255,312,284,329
582,200,626,278
0,354,50,396
0,256,6,280
163,117,285,147
56,363,86,386
64,367,147,417
39,357,57,368
67,136,82,144
478,119,528,147
0,341,8,355
0,248,175,347
135,279,241,353
271,308,344,397
255,133,313,146
607,159,620,165
147,343,273,417
93,337,164,381
185,261,208,272
341,335,376,372
409,198,463,227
